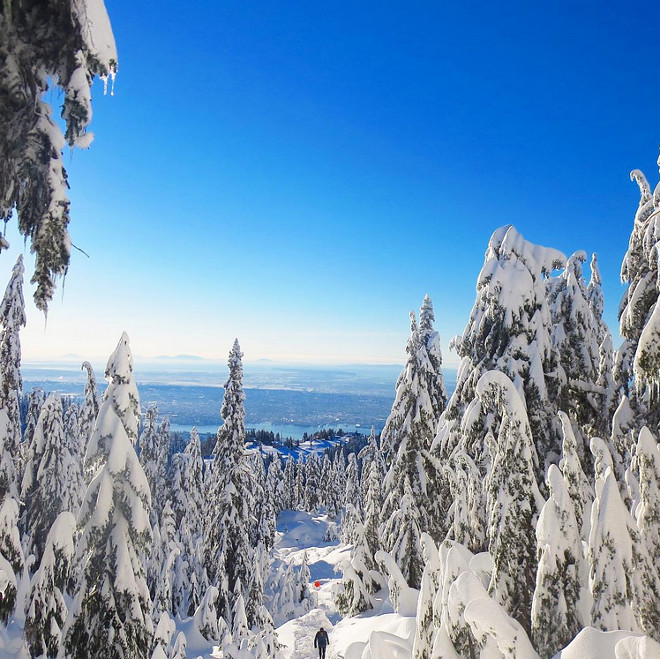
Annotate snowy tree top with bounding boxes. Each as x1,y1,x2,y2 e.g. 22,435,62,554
105,332,133,383
486,225,566,276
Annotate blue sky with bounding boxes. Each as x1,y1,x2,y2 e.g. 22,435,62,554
3,0,660,365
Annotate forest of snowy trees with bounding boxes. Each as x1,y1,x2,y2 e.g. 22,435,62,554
0,166,658,656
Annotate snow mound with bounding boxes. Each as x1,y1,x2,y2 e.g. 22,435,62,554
279,510,334,549
339,614,415,659
552,627,659,659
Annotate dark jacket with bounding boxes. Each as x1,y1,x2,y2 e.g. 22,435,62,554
314,630,329,648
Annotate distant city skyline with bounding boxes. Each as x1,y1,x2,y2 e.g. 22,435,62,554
2,1,660,365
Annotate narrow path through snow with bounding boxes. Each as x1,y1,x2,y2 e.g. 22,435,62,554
273,510,348,659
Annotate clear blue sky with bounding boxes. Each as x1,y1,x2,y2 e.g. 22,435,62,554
3,0,660,365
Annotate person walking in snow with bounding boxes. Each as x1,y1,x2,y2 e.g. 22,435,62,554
314,627,329,659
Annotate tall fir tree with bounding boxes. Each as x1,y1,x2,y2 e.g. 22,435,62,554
204,340,256,625
0,255,25,502
381,303,447,574
63,333,153,659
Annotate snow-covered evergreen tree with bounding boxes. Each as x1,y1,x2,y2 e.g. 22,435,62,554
265,452,285,515
382,475,424,588
204,339,255,625
192,586,221,643
282,456,296,511
171,632,186,659
548,250,613,443
435,226,565,476
63,333,153,659
151,500,180,622
319,453,332,509
381,303,447,575
445,449,485,553
558,411,593,537
251,605,282,659
0,495,23,622
478,371,544,635
361,428,385,562
296,550,313,614
252,451,275,550
294,455,305,510
0,255,25,502
325,450,345,518
78,361,100,470
245,543,269,629
304,451,321,512
22,386,45,467
342,452,362,544
335,518,379,616
531,465,587,657
412,533,442,659
616,162,660,426
610,395,636,488
24,511,76,658
228,590,251,656
418,294,448,422
23,393,83,566
635,427,660,572
588,254,617,425
270,561,298,623
63,402,84,514
151,612,176,659
0,0,117,310
139,404,168,528
171,428,205,528
170,427,207,617
588,466,637,633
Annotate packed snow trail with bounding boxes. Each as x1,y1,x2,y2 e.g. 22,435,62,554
274,510,346,658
